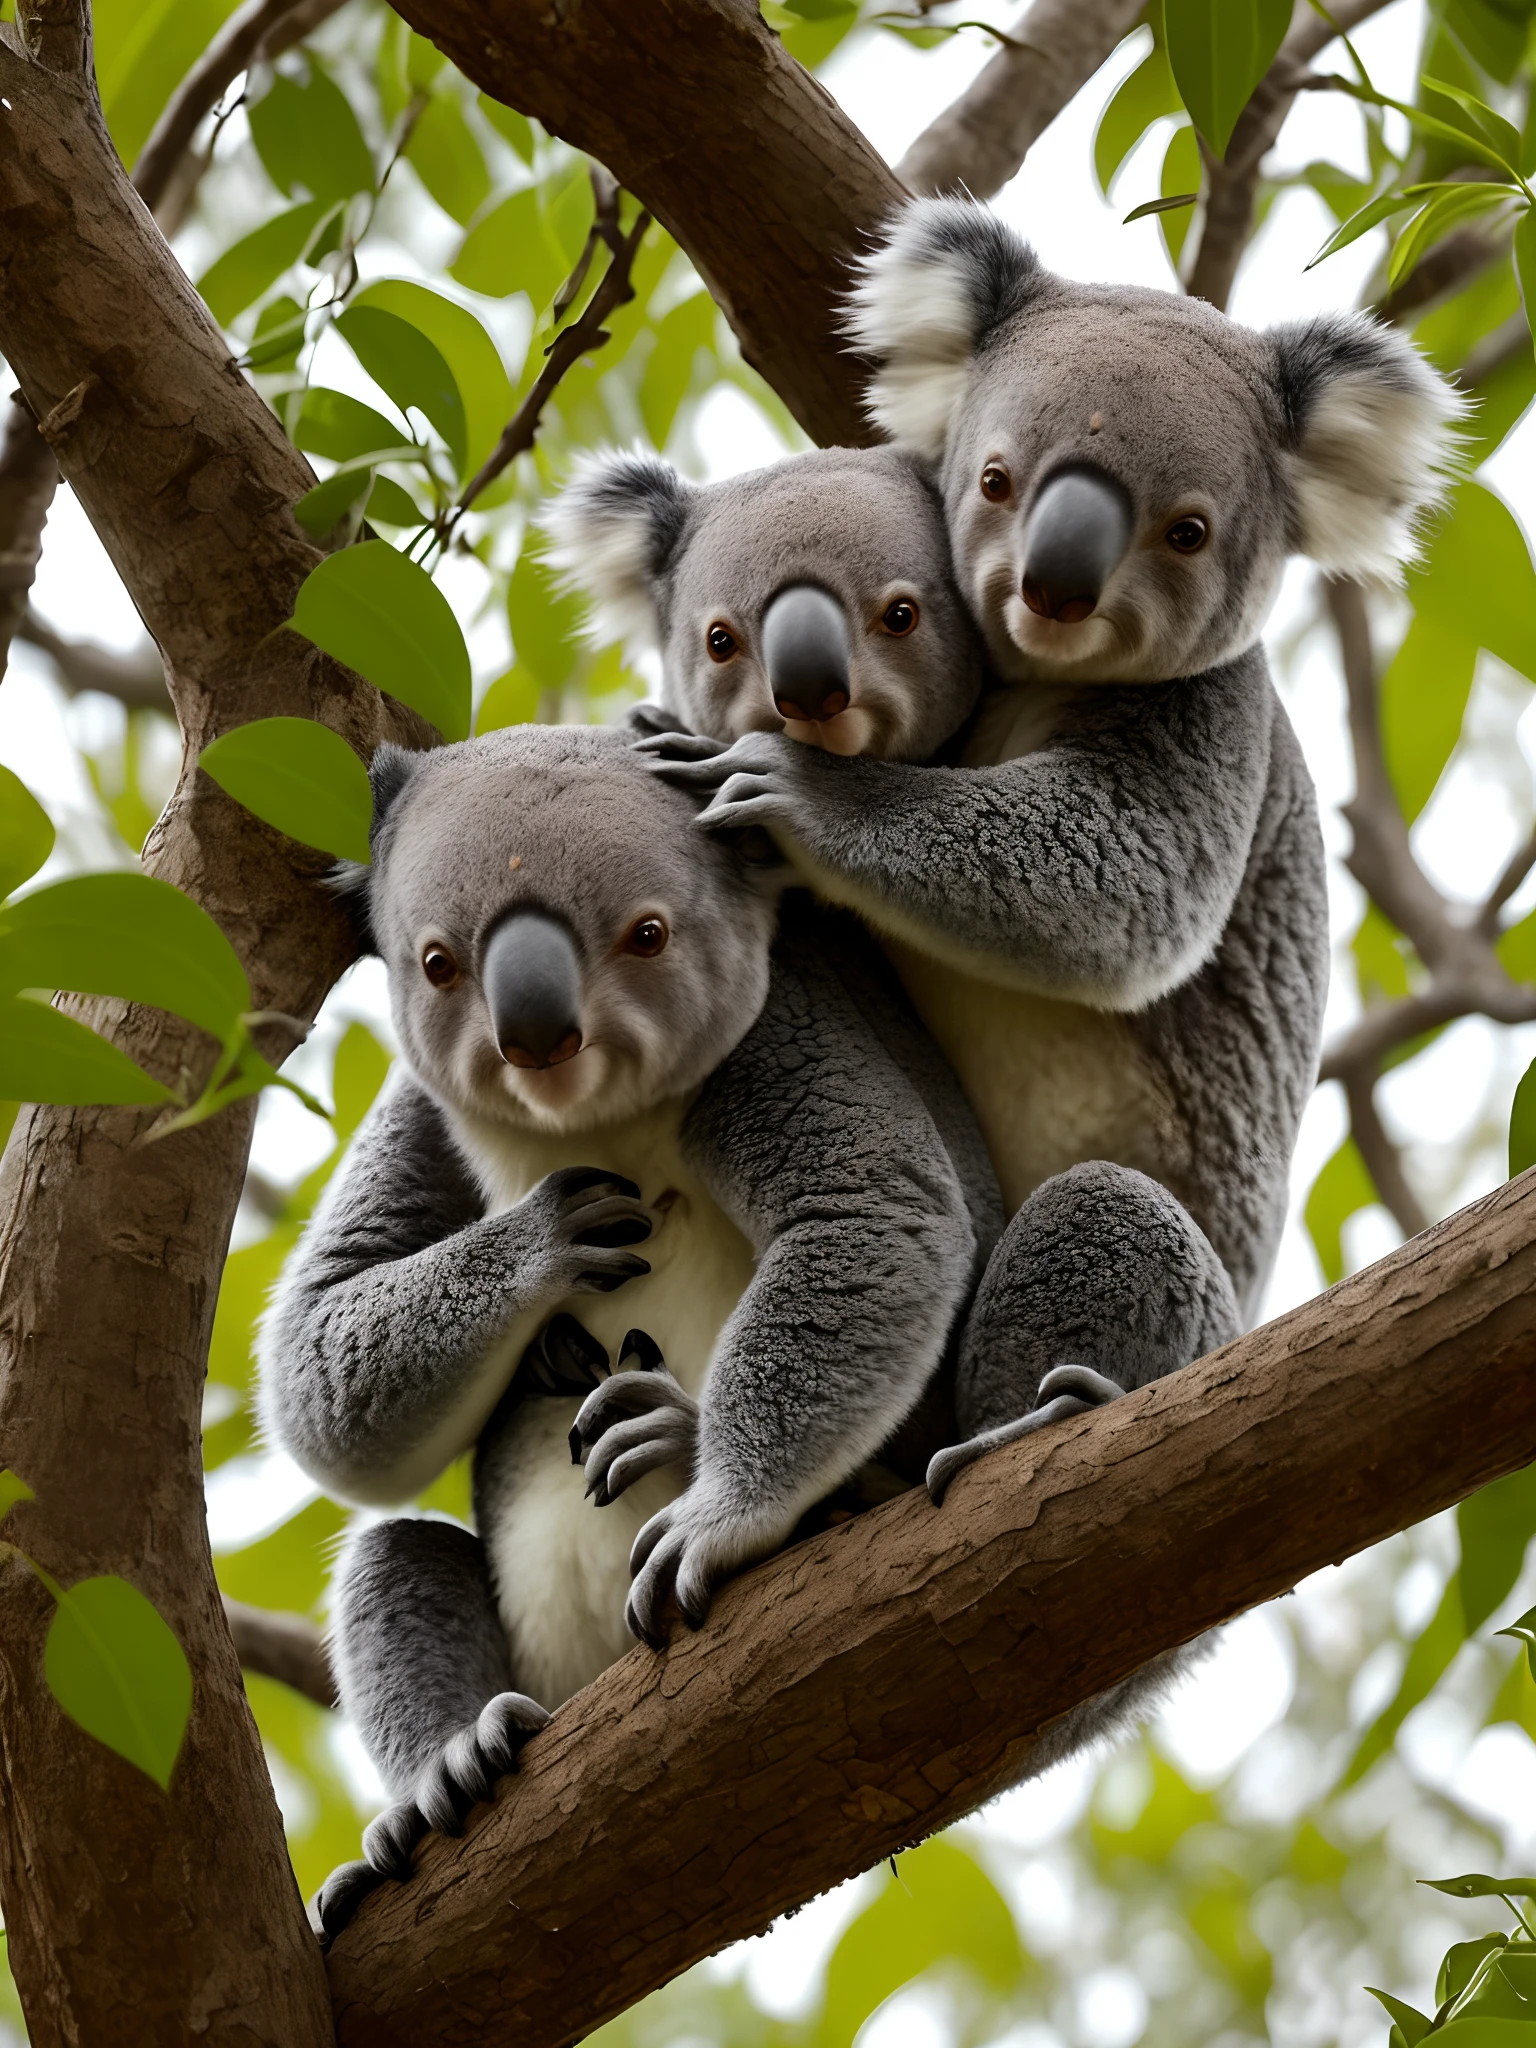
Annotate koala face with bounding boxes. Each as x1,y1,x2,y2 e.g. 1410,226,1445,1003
355,727,777,1136
543,445,982,759
846,199,1466,687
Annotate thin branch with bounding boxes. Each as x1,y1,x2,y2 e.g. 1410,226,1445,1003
1462,311,1534,388
132,0,349,218
223,1597,336,1710
15,608,169,710
1375,222,1507,325
445,201,651,535
894,0,1145,200
1321,978,1536,1081
0,398,58,686
1479,824,1536,939
13,0,90,77
1184,0,1397,311
1342,1065,1429,1237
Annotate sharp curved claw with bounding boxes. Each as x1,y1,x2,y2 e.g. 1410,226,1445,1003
619,1327,664,1372
362,1798,427,1880
1036,1363,1124,1407
927,1389,1107,1505
313,1858,388,1946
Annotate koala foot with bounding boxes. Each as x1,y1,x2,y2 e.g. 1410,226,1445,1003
570,1334,698,1505
926,1365,1125,1507
625,1484,783,1648
311,1857,389,1947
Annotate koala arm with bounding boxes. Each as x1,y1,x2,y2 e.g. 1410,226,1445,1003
258,1074,651,1505
645,651,1275,1010
625,905,976,1642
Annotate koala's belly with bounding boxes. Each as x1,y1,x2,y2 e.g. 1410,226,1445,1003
887,943,1187,1216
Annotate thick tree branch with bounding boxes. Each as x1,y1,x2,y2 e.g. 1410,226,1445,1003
895,0,1144,200
0,399,58,684
388,0,903,447
224,1597,337,1709
325,1171,1536,2045
1184,0,1396,311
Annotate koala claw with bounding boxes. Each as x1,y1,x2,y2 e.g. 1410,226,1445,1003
926,1364,1126,1506
633,729,731,765
522,1312,611,1398
312,1857,390,1947
626,1489,766,1646
572,1364,699,1503
415,1690,551,1836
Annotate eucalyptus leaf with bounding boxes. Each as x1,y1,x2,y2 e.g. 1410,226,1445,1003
1365,1988,1433,2045
1305,187,1422,271
44,1573,193,1791
0,1467,34,1519
475,663,541,732
1163,0,1291,157
1511,1058,1536,1177
197,199,329,327
1422,76,1526,174
291,388,416,465
249,58,375,204
1515,205,1536,359
1421,1875,1536,1899
1442,1936,1515,2009
1380,610,1477,822
247,294,307,372
336,305,468,475
1158,122,1203,270
451,185,567,312
1304,1135,1378,1286
406,95,492,226
0,998,173,1107
349,279,514,478
1124,192,1199,222
366,475,426,529
1329,76,1523,177
640,291,716,447
0,873,251,1040
1094,34,1181,195
292,465,374,542
287,540,472,742
1388,183,1520,294
199,718,375,864
478,95,535,163
0,764,54,901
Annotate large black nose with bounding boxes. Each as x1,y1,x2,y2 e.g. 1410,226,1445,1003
1019,467,1133,624
481,912,583,1070
760,584,851,724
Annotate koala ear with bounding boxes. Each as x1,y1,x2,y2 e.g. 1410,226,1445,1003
326,742,423,951
541,450,695,649
1270,312,1469,580
844,197,1046,458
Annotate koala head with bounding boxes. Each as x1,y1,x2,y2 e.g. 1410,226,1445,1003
845,198,1467,687
543,444,982,759
347,727,777,1136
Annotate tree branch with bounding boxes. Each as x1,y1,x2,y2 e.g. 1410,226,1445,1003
0,398,58,685
224,1596,337,1709
325,1171,1536,2044
1341,1064,1428,1238
15,607,169,708
894,0,1144,200
1184,0,1396,311
387,0,903,448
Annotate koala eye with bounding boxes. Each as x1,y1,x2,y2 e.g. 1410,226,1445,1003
980,466,1012,503
880,598,920,637
1166,516,1209,554
706,622,739,664
422,944,461,988
622,916,669,959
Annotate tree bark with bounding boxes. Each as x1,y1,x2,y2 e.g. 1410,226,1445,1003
326,1168,1536,2047
386,0,901,449
0,12,417,2042
0,398,58,684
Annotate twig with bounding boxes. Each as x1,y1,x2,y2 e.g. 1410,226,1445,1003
444,201,651,537
223,1596,336,1709
1479,825,1536,939
0,398,59,686
1343,1064,1429,1237
15,608,169,710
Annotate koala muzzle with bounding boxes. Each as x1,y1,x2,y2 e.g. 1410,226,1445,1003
481,912,583,1070
761,583,851,724
1019,467,1134,625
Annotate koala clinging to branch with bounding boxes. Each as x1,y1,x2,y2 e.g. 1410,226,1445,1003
259,723,992,1933
567,198,1464,1498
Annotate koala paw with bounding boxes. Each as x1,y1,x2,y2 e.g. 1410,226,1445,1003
632,727,732,765
926,1364,1126,1506
569,1336,699,1505
530,1165,654,1295
625,1485,780,1648
311,1857,389,1947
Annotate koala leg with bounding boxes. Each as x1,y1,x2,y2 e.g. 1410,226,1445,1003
313,1517,548,1945
928,1160,1239,1505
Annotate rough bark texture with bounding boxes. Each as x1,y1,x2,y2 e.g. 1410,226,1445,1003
0,398,58,682
0,15,417,2043
895,0,1144,199
327,1170,1536,2047
386,0,899,448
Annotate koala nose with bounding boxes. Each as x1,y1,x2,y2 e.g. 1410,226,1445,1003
481,912,583,1070
1019,467,1134,625
761,583,851,724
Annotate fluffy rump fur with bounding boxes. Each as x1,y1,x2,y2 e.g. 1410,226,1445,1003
1271,311,1469,580
540,449,695,651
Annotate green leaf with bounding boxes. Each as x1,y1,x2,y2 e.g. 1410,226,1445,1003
508,546,583,690
287,541,472,741
0,998,172,1107
1423,1875,1536,1900
1422,77,1526,175
0,1467,34,1519
1499,1602,1536,1681
1124,191,1200,222
1304,1136,1377,1286
1388,183,1520,294
475,663,542,732
349,280,514,479
1329,75,1524,177
366,475,426,529
1305,187,1422,271
1410,482,1536,685
1460,1465,1536,1632
1380,611,1477,823
247,294,307,373
43,1574,192,1790
292,465,375,543
478,95,535,163
0,873,251,1040
1443,1936,1514,2009
1515,205,1536,362
1434,2023,1536,2046
1301,158,1374,226
1163,0,1291,157
332,1020,393,1140
1341,1577,1467,1787
543,158,596,273
1158,122,1203,270
406,95,492,226
0,764,55,900
95,0,244,170
1366,1989,1433,2044
1095,35,1182,195
1512,1058,1536,1177
291,388,416,465
451,185,566,309
249,58,375,205
196,199,329,327
199,719,374,865
640,292,716,448
336,305,468,475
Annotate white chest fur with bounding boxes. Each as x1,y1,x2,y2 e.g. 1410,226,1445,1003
448,1100,756,1708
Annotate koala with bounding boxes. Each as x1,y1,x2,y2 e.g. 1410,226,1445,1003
555,198,1465,1503
258,723,991,1935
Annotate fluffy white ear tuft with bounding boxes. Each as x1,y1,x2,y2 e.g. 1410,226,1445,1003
540,450,694,651
1273,313,1469,581
844,198,1044,457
